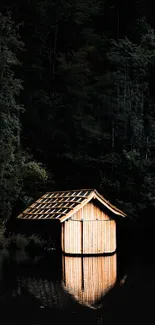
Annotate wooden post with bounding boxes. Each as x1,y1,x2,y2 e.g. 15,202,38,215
81,220,83,254
81,257,84,290
63,223,65,252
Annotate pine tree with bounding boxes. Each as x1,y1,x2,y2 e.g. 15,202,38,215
0,12,25,220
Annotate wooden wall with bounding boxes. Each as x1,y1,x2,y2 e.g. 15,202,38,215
61,200,116,254
62,254,117,308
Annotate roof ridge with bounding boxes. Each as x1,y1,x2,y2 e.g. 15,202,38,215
94,190,126,217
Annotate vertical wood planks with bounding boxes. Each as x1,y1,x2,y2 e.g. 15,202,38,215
62,200,116,254
63,219,82,254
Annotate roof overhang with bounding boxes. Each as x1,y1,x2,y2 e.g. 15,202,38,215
59,190,126,223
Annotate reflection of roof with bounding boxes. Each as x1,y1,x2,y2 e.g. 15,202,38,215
17,189,126,221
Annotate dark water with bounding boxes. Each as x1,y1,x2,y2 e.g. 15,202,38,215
0,245,154,325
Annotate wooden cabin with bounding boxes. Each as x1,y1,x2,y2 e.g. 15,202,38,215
17,189,126,254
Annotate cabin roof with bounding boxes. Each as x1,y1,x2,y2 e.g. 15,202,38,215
17,189,126,222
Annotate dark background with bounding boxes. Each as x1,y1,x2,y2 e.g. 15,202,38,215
1,0,155,236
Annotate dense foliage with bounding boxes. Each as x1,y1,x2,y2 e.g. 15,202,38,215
1,0,155,221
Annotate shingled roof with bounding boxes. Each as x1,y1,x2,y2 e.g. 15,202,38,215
17,189,126,222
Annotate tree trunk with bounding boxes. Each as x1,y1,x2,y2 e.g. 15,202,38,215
52,23,58,93
17,105,20,148
146,136,149,160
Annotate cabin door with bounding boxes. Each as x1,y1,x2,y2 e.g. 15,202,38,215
82,220,105,254
62,219,82,254
82,221,97,254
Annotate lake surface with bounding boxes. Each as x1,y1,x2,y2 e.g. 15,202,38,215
0,246,154,325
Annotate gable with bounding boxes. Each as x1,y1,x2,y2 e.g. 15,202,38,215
71,201,111,221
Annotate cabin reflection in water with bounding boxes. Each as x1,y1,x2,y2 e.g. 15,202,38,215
15,254,117,310
62,254,117,309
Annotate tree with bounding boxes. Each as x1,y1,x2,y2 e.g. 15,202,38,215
102,21,155,217
0,12,48,221
0,12,25,220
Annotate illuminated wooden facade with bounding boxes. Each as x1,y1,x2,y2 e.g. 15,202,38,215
17,189,126,254
61,201,118,254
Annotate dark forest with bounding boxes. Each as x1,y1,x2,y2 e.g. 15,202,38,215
1,0,155,224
